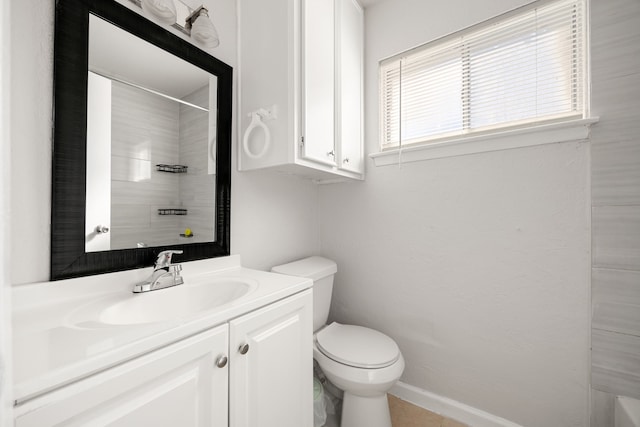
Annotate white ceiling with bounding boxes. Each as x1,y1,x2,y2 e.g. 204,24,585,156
89,14,210,99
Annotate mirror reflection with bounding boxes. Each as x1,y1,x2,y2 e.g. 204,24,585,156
85,14,217,252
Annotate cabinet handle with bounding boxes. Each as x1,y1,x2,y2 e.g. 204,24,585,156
216,355,228,368
327,150,335,158
343,157,350,164
238,343,250,355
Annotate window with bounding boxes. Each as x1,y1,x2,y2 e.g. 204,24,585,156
379,0,587,151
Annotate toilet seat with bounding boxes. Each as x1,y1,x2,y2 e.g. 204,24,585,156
315,322,400,369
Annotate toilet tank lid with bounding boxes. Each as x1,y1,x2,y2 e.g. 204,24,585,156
271,256,337,281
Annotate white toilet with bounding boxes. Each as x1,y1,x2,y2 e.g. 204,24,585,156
272,256,404,427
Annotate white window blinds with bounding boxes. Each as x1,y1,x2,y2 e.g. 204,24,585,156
379,0,586,150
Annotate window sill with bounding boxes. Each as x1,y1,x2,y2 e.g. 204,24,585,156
370,117,599,167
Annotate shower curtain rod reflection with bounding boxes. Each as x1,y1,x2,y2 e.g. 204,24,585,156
89,69,210,112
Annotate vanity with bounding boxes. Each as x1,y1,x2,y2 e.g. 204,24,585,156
26,0,315,424
13,255,313,426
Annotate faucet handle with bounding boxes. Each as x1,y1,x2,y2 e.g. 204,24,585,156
155,250,184,269
169,263,184,286
169,264,183,274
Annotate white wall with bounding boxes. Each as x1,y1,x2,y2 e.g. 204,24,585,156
318,0,591,426
1,0,12,424
9,0,54,284
9,0,319,285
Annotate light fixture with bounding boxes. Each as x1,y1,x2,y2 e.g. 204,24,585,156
128,0,220,49
140,0,177,25
186,6,220,49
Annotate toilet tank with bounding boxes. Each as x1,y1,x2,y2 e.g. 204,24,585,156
271,256,337,332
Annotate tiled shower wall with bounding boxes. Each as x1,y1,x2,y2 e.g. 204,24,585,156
590,0,640,423
178,86,215,244
111,80,181,249
110,80,213,249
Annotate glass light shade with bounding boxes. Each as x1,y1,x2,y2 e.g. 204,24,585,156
141,0,177,25
191,13,220,49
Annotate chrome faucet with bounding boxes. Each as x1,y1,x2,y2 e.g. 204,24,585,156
133,250,184,293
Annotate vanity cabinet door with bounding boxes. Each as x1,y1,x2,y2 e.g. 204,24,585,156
229,289,313,427
15,325,229,427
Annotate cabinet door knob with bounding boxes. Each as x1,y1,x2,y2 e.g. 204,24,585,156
95,225,110,234
238,343,250,355
215,355,228,368
327,150,335,158
343,157,350,164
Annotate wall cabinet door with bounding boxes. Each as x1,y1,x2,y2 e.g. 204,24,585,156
229,290,313,427
301,0,364,173
15,325,229,427
301,0,336,167
336,0,364,174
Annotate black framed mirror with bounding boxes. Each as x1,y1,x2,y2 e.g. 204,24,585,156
51,0,232,280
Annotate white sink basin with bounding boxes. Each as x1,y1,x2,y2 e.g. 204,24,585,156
67,277,257,326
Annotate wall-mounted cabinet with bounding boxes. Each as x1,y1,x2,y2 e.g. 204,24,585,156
238,0,364,182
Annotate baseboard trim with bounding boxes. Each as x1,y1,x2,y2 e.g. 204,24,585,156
389,382,524,427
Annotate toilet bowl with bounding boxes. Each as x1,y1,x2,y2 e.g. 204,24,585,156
272,257,404,427
314,323,405,427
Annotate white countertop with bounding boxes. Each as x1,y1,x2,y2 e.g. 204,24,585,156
12,255,312,404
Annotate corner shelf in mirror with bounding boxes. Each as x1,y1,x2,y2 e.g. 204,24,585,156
158,209,188,216
156,164,189,173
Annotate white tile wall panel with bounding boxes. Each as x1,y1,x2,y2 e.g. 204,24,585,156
179,206,215,244
590,0,640,403
591,388,615,427
590,72,640,120
111,156,152,182
111,83,179,162
592,329,640,400
591,110,640,146
110,204,150,230
178,174,215,206
592,206,640,270
593,268,640,337
591,104,640,206
110,80,182,249
110,226,179,250
593,268,640,307
593,301,640,337
590,0,640,81
177,85,214,245
592,138,640,207
111,177,179,206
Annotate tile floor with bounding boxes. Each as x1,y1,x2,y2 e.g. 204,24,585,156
388,395,468,427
